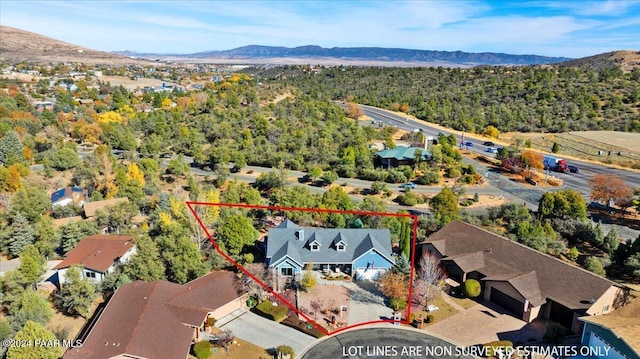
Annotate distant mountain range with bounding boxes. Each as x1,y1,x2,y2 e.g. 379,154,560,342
115,45,571,66
2,25,638,69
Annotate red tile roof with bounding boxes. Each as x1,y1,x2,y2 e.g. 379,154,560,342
64,271,243,359
54,235,134,272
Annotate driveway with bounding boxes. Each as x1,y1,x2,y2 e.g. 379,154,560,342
426,299,546,346
217,311,316,354
347,281,394,325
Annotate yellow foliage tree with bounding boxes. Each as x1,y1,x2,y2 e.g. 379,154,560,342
22,147,34,164
96,111,123,125
0,165,23,192
161,98,173,110
127,163,146,187
484,125,500,138
169,196,186,221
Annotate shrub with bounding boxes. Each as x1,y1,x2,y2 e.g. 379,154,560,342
483,340,514,357
425,314,435,323
458,174,477,185
584,256,606,276
207,317,217,327
397,192,418,206
543,323,567,344
416,171,440,185
389,297,407,310
462,279,481,298
254,300,288,322
280,316,326,339
276,345,295,357
193,340,211,359
299,272,317,292
446,167,462,178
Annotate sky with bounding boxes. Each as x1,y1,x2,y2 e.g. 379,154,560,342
1,1,639,58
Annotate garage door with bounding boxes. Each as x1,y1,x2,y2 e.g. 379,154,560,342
490,288,524,318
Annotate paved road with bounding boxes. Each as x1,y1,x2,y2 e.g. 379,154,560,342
218,311,316,354
352,103,640,205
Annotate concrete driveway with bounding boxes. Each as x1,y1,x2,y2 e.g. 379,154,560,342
217,311,317,354
426,300,546,346
347,281,394,325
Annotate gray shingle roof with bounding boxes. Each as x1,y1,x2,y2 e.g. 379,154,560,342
267,225,394,266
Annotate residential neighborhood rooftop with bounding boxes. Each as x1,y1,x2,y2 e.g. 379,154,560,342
54,235,135,272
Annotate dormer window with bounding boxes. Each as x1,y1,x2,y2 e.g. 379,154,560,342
310,242,320,251
337,243,346,251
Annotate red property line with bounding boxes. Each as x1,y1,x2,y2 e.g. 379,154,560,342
186,201,418,336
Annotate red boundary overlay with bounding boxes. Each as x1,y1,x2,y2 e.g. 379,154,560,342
186,202,418,336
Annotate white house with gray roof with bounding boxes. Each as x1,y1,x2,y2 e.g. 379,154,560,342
265,220,395,280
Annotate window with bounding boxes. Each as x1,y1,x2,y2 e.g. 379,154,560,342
310,242,320,251
281,267,293,276
85,271,96,278
337,243,345,251
602,304,609,313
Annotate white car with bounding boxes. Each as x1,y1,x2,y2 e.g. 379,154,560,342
486,147,497,153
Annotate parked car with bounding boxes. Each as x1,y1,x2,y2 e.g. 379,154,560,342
483,141,495,146
400,182,417,189
486,147,497,153
465,141,473,147
568,165,579,173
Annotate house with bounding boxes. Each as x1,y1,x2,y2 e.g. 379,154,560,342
422,221,622,333
266,220,395,280
376,146,431,169
54,235,136,285
33,101,54,112
577,293,640,359
63,271,247,359
83,197,129,218
51,186,88,208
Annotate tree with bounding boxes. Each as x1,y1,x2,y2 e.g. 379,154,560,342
393,253,411,275
191,189,221,250
603,228,619,257
126,163,146,187
193,341,211,359
308,166,323,182
551,142,560,153
567,246,580,261
590,174,633,208
0,130,23,165
413,253,447,307
49,147,80,170
483,125,500,138
299,272,317,292
462,279,481,298
123,236,165,281
7,212,35,257
584,257,606,276
10,289,53,330
158,235,207,284
430,187,459,223
538,190,587,220
346,102,363,118
53,266,97,317
276,345,295,358
216,215,259,256
18,245,45,286
6,321,61,359
321,170,338,185
9,186,50,223
378,271,408,301
520,151,543,170
99,271,131,299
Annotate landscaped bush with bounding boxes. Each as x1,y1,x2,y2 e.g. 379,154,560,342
207,317,217,327
446,167,462,178
462,279,481,298
389,297,407,310
281,316,326,338
425,314,435,323
193,340,211,359
254,300,288,322
358,168,388,182
276,344,296,358
415,171,439,185
483,340,514,357
397,191,418,206
385,169,408,183
543,323,567,344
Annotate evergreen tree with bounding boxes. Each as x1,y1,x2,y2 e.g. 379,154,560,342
430,187,459,224
8,212,35,257
53,266,97,317
10,289,53,331
591,222,605,247
60,223,84,254
123,236,166,282
0,130,23,165
6,321,62,359
603,227,619,257
18,245,45,286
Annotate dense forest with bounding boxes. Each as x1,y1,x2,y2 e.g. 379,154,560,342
258,65,640,133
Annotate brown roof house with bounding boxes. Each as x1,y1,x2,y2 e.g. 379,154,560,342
54,235,136,286
64,271,248,359
422,221,623,333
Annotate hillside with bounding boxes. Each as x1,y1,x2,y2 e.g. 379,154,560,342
558,50,640,73
0,26,141,64
118,45,570,66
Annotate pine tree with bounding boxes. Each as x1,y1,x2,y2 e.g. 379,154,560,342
60,223,84,254
18,244,46,286
8,212,35,256
6,321,61,359
10,289,53,330
603,227,619,256
54,266,97,317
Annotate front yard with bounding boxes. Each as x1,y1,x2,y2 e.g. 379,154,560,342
297,283,351,331
409,295,459,326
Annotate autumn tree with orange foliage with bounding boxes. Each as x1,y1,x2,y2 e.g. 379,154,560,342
590,174,633,208
377,271,409,301
346,102,363,119
520,151,544,170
